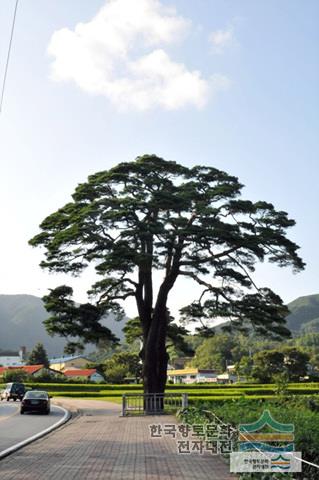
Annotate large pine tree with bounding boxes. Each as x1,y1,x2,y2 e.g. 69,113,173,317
29,155,304,394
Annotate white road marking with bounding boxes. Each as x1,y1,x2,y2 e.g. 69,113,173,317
0,404,70,460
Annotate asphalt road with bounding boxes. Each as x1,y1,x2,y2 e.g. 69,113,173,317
0,401,65,453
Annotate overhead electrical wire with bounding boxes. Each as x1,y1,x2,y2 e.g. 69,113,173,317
0,0,19,113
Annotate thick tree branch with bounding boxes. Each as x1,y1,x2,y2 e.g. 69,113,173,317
179,246,240,266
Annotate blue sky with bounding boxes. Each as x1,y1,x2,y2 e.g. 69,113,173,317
0,0,318,319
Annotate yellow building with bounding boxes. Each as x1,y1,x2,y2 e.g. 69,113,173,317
49,355,90,372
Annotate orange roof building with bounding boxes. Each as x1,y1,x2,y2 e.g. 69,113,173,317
0,364,62,377
64,368,105,382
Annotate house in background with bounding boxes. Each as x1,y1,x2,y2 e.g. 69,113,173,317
22,364,63,378
216,373,237,384
167,368,218,384
49,355,90,372
0,346,27,367
63,369,105,383
167,367,238,384
0,364,63,378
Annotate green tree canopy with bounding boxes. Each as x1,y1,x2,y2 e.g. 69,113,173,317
103,351,142,383
295,333,319,349
29,155,304,394
27,342,49,368
103,364,128,384
190,334,235,371
2,369,29,383
281,347,310,381
252,347,309,382
252,350,284,383
235,355,254,379
42,286,119,354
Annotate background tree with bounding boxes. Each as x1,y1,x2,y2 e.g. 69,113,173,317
295,333,319,352
123,318,144,347
308,352,319,371
29,155,304,395
27,342,49,368
104,364,128,384
290,333,319,375
281,347,310,380
190,334,235,371
235,355,254,379
252,347,309,382
252,350,284,383
273,371,290,395
2,369,29,383
103,351,142,383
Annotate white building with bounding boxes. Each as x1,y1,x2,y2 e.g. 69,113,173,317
167,368,218,384
216,373,237,383
0,346,26,367
0,356,24,367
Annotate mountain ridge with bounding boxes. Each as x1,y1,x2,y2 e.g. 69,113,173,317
1,292,319,356
286,293,319,334
0,293,126,356
211,293,319,336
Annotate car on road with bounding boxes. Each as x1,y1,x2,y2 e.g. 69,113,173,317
0,382,26,401
20,390,51,415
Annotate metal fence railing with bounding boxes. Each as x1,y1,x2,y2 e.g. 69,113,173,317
122,393,188,416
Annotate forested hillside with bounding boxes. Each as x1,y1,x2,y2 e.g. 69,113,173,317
0,294,125,356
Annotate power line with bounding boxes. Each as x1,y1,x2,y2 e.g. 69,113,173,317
0,0,19,113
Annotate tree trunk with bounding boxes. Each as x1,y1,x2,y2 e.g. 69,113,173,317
143,341,168,393
139,253,179,412
142,307,169,413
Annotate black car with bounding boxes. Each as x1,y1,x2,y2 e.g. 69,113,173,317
20,390,51,415
0,382,26,401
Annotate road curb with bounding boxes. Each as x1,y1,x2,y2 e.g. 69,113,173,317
0,404,71,460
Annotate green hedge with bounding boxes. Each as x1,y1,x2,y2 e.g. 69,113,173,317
0,383,143,392
1,381,319,389
52,392,123,398
1,382,319,399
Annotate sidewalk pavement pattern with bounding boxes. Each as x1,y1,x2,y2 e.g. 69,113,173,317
0,399,237,480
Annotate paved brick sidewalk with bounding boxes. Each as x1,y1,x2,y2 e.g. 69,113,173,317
0,399,237,480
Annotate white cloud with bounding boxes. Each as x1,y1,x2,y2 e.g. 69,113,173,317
209,26,234,54
48,0,229,111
